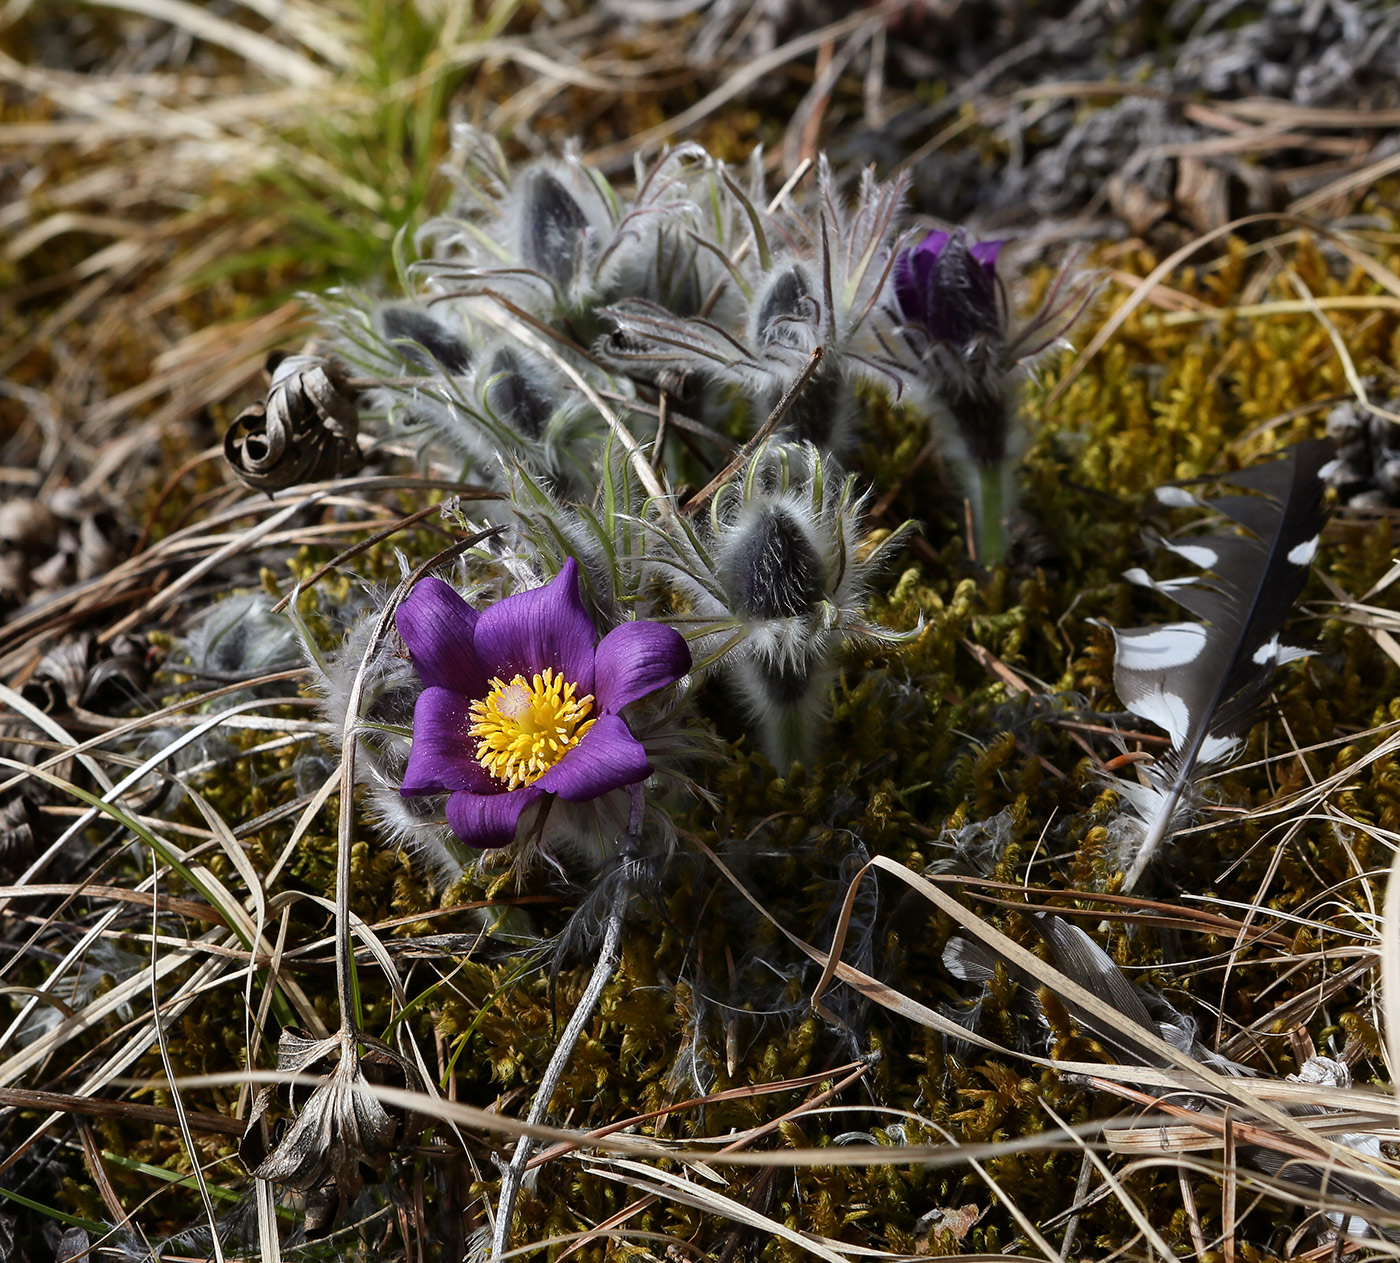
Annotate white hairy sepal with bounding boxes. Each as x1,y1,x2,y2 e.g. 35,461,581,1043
308,582,462,876
376,304,472,375
661,453,859,669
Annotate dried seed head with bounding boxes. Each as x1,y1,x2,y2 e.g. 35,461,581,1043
483,346,554,440
241,1028,420,1239
724,504,825,620
224,354,363,493
521,169,591,290
380,305,472,375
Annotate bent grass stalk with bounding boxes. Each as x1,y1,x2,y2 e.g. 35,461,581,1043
491,785,644,1259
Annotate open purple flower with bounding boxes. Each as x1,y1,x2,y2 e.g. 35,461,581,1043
396,558,690,849
893,229,1005,350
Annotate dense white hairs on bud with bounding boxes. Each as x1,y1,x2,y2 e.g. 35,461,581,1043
411,133,712,346
601,157,911,455
318,289,608,495
392,340,604,498
653,443,915,768
377,303,473,376
508,158,617,306
602,144,740,319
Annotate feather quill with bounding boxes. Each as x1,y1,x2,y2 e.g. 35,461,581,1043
1109,439,1333,891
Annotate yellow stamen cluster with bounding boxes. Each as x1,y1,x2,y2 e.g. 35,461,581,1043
468,668,596,790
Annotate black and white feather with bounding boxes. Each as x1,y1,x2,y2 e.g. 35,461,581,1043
1106,439,1333,890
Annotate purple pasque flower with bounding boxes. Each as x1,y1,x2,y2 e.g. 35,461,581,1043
892,229,1006,350
396,557,690,849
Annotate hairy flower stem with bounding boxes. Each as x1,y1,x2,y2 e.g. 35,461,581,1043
975,463,1007,569
491,789,643,1259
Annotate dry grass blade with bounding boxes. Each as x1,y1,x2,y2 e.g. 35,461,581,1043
1383,843,1400,1086
586,1158,855,1263
584,7,894,168
89,0,330,84
146,879,227,1263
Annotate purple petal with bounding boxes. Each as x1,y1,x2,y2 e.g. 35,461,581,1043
915,229,951,263
446,785,543,849
535,713,651,802
892,249,918,326
473,557,596,695
401,687,498,796
396,577,489,697
592,620,690,714
970,238,1005,275
895,231,949,330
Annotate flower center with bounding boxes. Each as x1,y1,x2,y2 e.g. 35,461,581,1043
468,669,596,790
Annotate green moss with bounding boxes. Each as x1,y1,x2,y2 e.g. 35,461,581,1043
29,215,1400,1256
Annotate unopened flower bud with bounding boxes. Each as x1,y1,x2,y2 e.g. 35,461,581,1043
755,264,815,350
483,347,554,441
521,169,590,290
893,229,1005,351
380,305,472,375
725,504,825,620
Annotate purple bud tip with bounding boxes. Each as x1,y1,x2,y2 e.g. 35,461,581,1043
892,227,1006,348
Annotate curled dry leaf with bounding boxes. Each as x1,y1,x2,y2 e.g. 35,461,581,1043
0,490,125,609
240,1027,421,1239
224,353,363,493
20,634,151,717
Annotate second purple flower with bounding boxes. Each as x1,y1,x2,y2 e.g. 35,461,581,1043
893,228,1006,354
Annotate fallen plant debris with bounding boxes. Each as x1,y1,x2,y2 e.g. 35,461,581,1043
240,1027,422,1240
4,3,1400,1262
223,353,365,494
